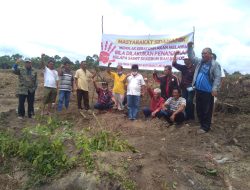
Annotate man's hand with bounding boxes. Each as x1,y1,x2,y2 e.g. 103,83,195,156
108,62,112,67
174,50,180,56
153,69,157,74
151,111,156,117
212,91,218,97
170,114,176,122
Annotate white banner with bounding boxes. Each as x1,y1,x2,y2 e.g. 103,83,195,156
99,32,194,70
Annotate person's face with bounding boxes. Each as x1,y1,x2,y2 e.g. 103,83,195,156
48,62,54,70
202,49,212,62
102,84,108,90
117,65,123,72
25,62,32,69
64,63,70,70
164,68,171,75
184,59,192,67
81,63,86,69
153,92,160,99
172,90,180,99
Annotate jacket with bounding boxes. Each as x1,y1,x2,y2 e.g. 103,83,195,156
187,46,221,92
13,64,38,95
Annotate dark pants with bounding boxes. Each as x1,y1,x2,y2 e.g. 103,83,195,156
18,91,35,118
142,107,161,118
94,102,113,110
77,89,89,110
182,88,195,120
127,95,140,120
196,90,214,132
159,110,185,124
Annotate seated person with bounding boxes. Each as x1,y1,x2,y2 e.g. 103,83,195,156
93,79,114,110
143,87,165,118
159,88,186,125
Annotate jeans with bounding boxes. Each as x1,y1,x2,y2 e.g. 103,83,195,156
196,90,214,132
77,89,89,110
18,91,35,118
57,90,71,111
181,88,195,120
158,110,185,124
127,95,140,120
94,102,113,110
142,107,161,118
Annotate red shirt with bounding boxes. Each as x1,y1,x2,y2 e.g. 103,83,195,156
147,88,165,112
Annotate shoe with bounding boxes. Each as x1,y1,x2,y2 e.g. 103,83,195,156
17,116,23,120
197,129,207,134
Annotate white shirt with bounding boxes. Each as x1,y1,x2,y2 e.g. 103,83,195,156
44,66,59,88
127,73,145,96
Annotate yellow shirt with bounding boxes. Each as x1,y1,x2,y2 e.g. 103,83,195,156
109,72,126,94
75,69,93,91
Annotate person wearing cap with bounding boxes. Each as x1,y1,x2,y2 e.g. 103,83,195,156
107,62,126,110
12,58,38,119
74,61,96,110
153,65,179,100
142,81,165,118
92,78,114,111
172,51,195,121
124,64,146,120
187,42,221,134
41,54,59,115
57,57,74,111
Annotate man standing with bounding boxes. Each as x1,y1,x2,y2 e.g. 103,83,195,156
74,61,96,110
41,54,59,115
107,62,126,110
187,42,221,134
57,58,74,111
13,58,37,119
153,65,179,99
172,51,195,121
125,64,145,120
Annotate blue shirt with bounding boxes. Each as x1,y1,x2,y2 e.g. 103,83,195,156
195,63,212,92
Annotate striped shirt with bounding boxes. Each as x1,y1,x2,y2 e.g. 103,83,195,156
166,97,186,112
59,69,73,91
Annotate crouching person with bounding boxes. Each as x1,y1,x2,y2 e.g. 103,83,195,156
159,88,186,125
143,87,165,118
93,79,114,111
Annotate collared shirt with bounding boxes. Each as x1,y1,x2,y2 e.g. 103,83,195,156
74,69,93,91
166,97,186,112
147,88,165,112
127,73,145,96
44,66,59,88
109,71,126,94
153,73,179,99
96,87,113,105
195,63,212,92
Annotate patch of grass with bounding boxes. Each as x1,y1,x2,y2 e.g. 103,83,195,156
0,116,136,188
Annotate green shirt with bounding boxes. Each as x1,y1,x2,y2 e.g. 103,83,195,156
13,67,38,95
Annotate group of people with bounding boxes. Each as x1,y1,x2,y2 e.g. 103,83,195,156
13,42,223,134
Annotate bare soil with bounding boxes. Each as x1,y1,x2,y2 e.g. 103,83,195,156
0,69,250,190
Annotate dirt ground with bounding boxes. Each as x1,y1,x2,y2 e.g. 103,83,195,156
0,69,250,190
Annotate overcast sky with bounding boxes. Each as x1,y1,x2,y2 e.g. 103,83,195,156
0,0,249,73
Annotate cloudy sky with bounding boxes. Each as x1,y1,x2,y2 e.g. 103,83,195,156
0,0,249,73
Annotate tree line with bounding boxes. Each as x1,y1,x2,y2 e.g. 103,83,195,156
0,53,99,70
